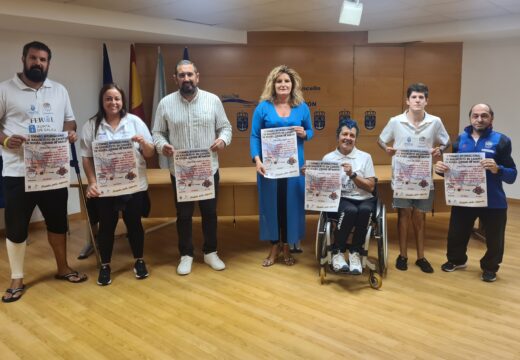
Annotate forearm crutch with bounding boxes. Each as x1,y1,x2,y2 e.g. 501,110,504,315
70,143,101,267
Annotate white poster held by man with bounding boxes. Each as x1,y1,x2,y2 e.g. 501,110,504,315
443,152,487,207
174,148,215,202
92,138,139,196
23,132,70,192
393,148,432,199
304,160,342,212
261,126,299,179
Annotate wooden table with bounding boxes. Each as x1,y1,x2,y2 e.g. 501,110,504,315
75,166,448,219
145,166,447,217
145,167,258,217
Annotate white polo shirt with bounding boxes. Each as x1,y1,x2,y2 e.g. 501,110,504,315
80,113,152,192
0,74,75,177
379,111,449,151
322,147,375,200
379,111,449,190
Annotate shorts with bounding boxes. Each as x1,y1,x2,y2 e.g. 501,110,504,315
3,177,68,242
393,190,434,212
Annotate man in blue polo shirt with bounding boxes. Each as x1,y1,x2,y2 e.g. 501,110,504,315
435,103,517,282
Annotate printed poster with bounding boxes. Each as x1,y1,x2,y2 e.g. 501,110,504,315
93,139,139,197
174,149,215,202
261,127,299,179
443,152,487,207
305,161,342,212
24,132,70,192
393,148,432,199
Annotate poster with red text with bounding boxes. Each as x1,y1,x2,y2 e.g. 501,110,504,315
174,149,214,202
443,152,487,207
24,132,70,192
93,139,139,197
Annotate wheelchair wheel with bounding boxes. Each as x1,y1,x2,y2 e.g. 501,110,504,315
368,270,382,289
376,204,388,276
315,212,328,262
319,267,326,285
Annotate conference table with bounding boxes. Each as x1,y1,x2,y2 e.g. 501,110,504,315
73,166,448,238
131,166,448,218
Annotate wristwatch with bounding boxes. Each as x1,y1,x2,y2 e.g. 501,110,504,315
349,172,357,180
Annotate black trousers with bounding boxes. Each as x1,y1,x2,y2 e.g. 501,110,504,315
329,197,376,253
446,206,507,273
96,191,146,264
3,177,68,242
171,171,219,256
270,178,288,245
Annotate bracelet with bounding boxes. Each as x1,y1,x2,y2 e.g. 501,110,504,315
3,136,10,148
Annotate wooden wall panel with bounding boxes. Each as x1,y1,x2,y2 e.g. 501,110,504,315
352,106,404,134
353,46,405,107
219,138,253,167
247,31,368,46
136,34,462,170
404,43,462,106
426,104,462,142
356,136,391,165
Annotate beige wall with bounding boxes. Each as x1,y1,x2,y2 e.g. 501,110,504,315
460,39,520,199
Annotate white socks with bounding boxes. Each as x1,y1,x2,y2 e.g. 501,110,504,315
6,238,26,279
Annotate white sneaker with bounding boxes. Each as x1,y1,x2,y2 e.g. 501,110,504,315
349,252,362,275
177,255,193,275
331,252,349,272
204,251,226,271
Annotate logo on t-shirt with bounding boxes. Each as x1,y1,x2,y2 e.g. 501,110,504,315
42,102,52,113
28,104,38,116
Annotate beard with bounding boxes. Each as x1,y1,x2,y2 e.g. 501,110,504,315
24,64,48,83
180,81,197,96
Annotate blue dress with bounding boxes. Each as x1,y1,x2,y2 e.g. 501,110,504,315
249,100,314,244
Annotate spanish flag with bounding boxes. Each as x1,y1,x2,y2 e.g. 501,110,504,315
129,44,146,122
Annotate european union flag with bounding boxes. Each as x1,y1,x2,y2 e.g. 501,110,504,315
103,43,113,85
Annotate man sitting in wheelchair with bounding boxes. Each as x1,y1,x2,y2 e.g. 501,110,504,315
323,119,376,274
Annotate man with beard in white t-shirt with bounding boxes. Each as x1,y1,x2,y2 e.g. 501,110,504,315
0,41,87,303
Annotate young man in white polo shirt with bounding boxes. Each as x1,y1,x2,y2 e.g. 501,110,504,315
378,83,449,274
0,41,87,302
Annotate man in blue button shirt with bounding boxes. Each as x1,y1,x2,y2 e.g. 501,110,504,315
435,104,517,282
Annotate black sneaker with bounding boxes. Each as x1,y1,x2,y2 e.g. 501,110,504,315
134,259,149,279
97,264,111,286
441,261,467,272
415,258,434,273
396,255,408,271
481,270,497,282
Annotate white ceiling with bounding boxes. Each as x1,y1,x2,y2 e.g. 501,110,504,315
2,0,520,43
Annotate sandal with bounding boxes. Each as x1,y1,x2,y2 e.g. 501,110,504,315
262,243,281,267
282,244,296,266
55,271,88,283
2,285,26,303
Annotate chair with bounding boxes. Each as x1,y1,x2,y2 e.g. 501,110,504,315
314,184,388,289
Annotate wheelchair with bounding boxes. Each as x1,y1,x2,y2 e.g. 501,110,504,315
315,195,388,289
